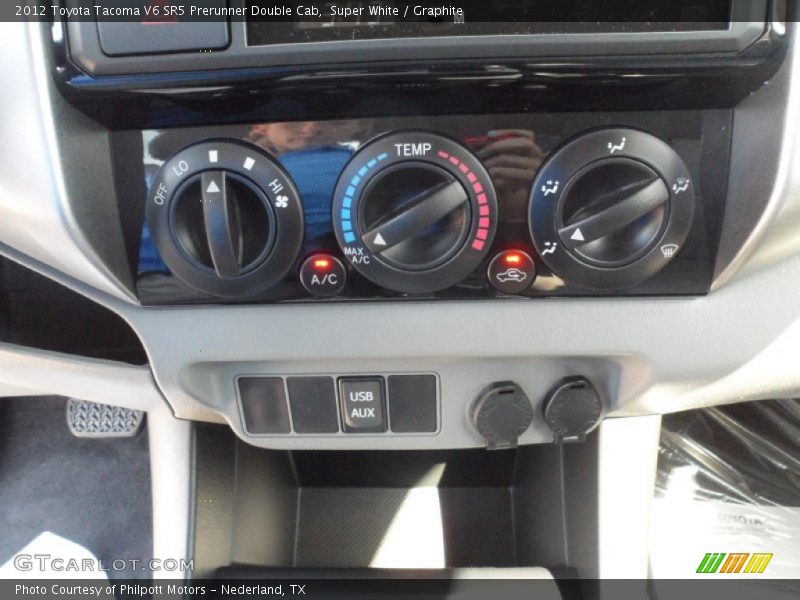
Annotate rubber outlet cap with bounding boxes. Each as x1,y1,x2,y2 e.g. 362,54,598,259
471,381,533,450
543,377,603,443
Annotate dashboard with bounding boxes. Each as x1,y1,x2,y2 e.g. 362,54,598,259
0,2,799,452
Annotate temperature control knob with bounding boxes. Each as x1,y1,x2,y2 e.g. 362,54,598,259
147,141,303,298
529,128,695,290
332,132,498,293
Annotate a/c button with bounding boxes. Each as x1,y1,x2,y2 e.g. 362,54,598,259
300,254,347,297
339,378,387,433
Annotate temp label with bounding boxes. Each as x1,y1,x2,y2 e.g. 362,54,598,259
394,142,432,157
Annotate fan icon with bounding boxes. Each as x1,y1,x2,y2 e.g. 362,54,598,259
275,195,289,208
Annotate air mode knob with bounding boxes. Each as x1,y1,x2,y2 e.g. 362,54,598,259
558,158,669,267
332,132,498,294
529,128,695,290
147,140,304,298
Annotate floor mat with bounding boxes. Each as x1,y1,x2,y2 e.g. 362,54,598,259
0,396,152,579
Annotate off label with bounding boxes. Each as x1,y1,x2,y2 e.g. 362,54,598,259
153,182,169,205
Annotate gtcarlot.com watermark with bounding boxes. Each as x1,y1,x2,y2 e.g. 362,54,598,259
13,554,193,573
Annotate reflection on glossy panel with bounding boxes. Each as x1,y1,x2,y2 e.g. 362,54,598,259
135,111,730,304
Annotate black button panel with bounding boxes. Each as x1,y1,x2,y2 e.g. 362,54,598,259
339,378,387,433
238,377,291,434
237,373,438,436
388,375,438,433
287,377,340,434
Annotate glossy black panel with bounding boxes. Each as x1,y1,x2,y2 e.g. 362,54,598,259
133,110,731,304
246,1,731,46
58,12,785,131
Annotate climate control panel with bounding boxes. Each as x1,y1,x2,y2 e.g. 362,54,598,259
137,111,730,303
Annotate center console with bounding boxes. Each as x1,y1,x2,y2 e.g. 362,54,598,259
41,0,788,452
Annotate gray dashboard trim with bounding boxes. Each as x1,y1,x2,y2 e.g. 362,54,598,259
0,22,134,302
0,341,167,414
713,22,800,288
596,415,662,578
148,412,194,580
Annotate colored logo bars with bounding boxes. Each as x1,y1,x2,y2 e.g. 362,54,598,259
696,553,773,574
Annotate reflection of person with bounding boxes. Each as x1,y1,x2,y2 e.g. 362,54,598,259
248,122,321,154
474,129,544,222
247,120,368,155
245,120,374,242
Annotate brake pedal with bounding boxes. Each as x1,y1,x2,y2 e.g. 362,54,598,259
66,399,144,438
